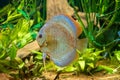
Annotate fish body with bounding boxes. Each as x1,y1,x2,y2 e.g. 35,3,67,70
36,15,82,67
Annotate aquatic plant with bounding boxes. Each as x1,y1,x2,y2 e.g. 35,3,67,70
67,0,120,74
0,0,120,79
0,0,45,79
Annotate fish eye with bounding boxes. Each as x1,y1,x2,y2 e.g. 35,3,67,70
39,34,42,38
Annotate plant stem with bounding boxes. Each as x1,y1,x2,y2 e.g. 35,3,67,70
74,9,88,38
96,1,119,37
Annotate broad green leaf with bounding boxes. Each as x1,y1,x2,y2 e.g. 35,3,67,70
85,48,95,53
87,57,94,61
18,62,25,69
87,63,94,68
31,50,42,55
78,60,85,71
63,66,77,72
92,50,104,56
96,65,113,74
56,67,64,72
35,55,43,60
114,51,120,61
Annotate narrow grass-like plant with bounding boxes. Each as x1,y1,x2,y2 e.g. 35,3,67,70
67,0,120,74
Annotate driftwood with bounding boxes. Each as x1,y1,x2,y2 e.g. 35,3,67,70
46,0,74,20
17,40,39,58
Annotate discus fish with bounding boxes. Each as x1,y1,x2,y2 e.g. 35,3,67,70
36,14,82,67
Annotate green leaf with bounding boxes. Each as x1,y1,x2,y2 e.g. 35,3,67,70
31,50,43,60
114,51,120,61
16,31,37,48
78,60,85,71
118,44,120,47
0,4,12,16
85,48,95,53
0,64,9,73
35,55,43,60
9,45,17,60
116,0,120,2
96,65,113,74
0,52,5,59
31,22,44,30
87,63,94,68
31,50,42,55
0,41,2,48
0,60,18,69
87,57,94,61
92,50,104,57
30,31,37,39
17,19,32,38
17,39,27,48
63,66,77,72
17,9,29,20
18,62,25,69
3,14,22,24
17,0,24,9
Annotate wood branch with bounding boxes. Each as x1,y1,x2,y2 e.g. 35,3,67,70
17,40,39,58
47,0,74,20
